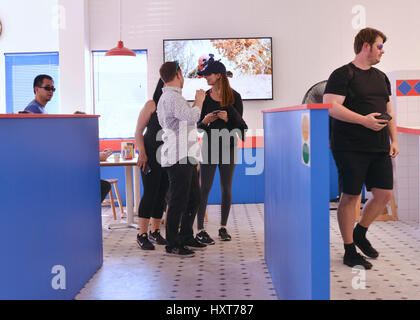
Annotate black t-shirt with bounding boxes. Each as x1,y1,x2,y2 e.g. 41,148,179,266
324,63,391,152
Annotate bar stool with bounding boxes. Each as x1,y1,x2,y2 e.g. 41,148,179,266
101,179,125,220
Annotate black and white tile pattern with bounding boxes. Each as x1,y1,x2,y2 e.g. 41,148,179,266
76,203,420,300
330,211,420,300
76,204,277,300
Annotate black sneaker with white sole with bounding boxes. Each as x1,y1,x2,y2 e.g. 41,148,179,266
343,252,373,270
136,233,155,250
165,246,195,257
195,230,215,245
218,227,232,241
149,229,167,245
185,238,207,250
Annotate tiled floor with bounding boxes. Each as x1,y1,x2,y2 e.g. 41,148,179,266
76,204,278,300
330,206,420,300
76,203,420,300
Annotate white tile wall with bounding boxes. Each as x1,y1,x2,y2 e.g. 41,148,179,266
396,132,420,224
389,70,420,225
388,70,420,128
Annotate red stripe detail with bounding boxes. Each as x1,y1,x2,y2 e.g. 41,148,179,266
100,139,136,152
99,137,264,151
238,136,264,148
396,80,420,96
0,114,100,119
262,104,331,114
397,126,420,135
406,80,420,87
406,90,420,96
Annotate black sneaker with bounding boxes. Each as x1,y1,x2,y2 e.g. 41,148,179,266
165,246,195,257
185,238,207,250
136,233,155,250
343,252,373,270
149,229,167,245
196,230,215,245
218,227,232,241
354,232,379,259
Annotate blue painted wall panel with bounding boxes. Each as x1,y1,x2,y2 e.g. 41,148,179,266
264,111,312,299
309,111,331,300
330,149,339,199
102,147,264,207
206,147,264,205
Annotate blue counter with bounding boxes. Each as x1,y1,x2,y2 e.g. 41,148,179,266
263,104,330,300
0,114,103,300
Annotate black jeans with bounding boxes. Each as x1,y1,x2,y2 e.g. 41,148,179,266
165,159,201,249
138,160,169,219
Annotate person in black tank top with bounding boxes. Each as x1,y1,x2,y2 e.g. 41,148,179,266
134,79,169,250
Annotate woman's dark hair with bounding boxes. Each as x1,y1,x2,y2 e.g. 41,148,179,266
152,78,165,105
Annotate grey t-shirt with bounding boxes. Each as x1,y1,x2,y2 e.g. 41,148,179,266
24,99,46,114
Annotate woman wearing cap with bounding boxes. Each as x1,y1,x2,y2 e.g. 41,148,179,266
134,78,169,250
195,56,246,244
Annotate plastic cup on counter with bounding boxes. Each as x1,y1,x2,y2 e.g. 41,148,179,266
113,153,120,162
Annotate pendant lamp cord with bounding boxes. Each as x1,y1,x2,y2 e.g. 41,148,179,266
119,0,122,41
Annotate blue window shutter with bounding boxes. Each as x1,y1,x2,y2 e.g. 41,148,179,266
5,52,60,114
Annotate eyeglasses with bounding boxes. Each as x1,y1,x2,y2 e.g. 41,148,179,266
39,86,56,92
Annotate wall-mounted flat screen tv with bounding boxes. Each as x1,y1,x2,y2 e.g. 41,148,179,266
163,37,273,101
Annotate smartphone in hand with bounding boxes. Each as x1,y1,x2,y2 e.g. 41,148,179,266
212,110,221,115
375,113,392,121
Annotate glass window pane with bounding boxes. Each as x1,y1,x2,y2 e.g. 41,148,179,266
5,52,60,114
93,50,147,138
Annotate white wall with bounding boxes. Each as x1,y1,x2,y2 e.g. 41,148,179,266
58,0,92,114
0,0,59,113
1,0,420,131
88,0,420,131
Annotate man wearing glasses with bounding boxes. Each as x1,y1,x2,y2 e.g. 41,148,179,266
324,28,399,270
24,74,56,114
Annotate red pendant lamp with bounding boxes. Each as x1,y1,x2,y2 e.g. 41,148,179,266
105,0,136,57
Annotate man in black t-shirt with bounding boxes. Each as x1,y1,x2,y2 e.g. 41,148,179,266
324,28,399,270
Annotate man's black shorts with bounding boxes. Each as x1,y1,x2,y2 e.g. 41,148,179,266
332,151,393,195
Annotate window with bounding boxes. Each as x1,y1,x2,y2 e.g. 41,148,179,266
92,50,148,139
5,52,60,114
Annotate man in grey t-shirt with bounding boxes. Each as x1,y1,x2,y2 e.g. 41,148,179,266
24,74,55,114
157,61,206,257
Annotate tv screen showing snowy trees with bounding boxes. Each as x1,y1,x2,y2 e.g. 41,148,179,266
163,37,273,101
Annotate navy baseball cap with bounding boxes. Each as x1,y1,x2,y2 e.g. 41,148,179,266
197,55,226,76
